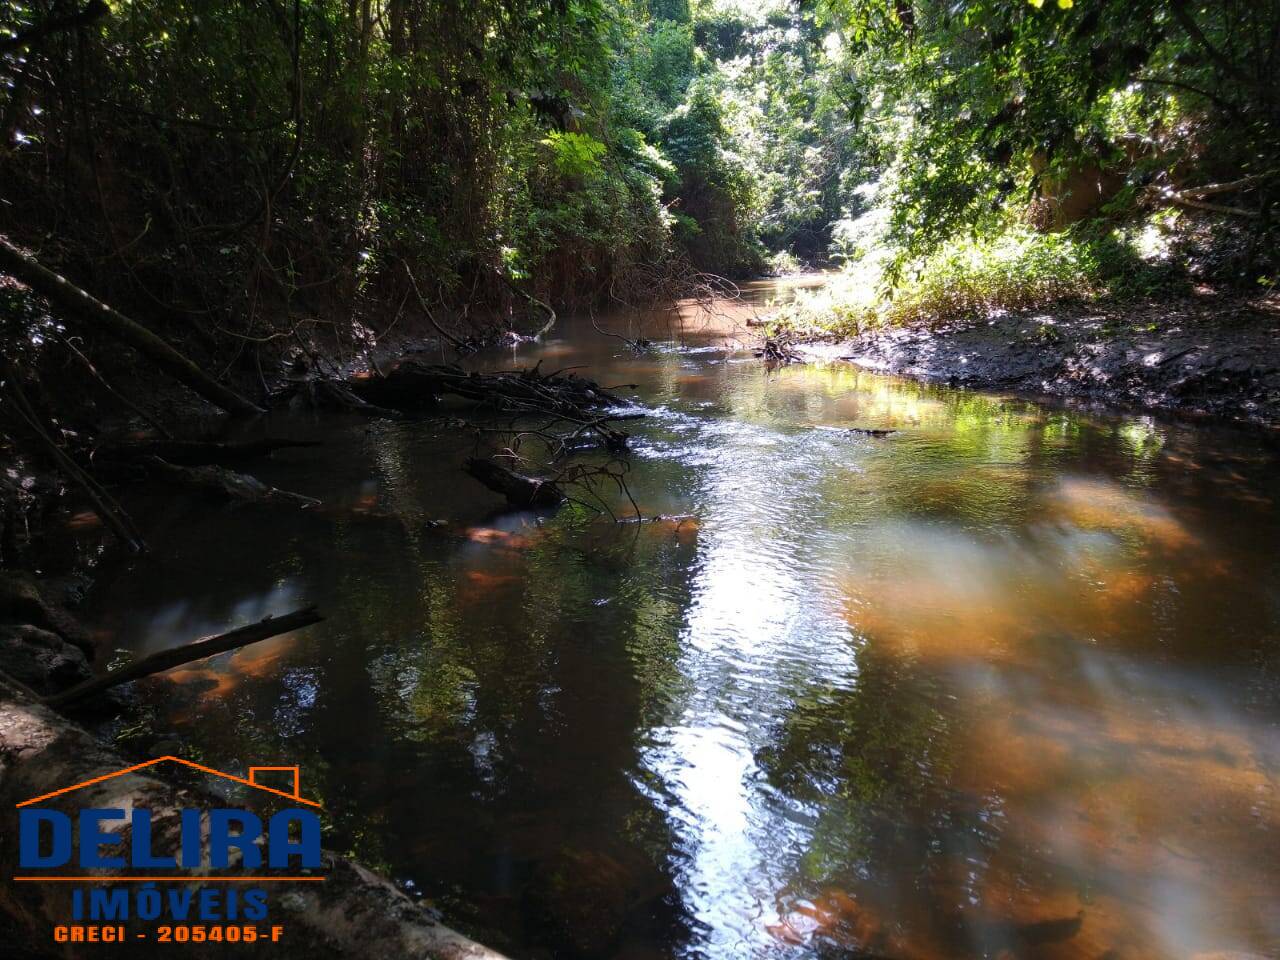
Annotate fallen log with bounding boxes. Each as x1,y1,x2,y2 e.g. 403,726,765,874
816,425,897,439
349,362,443,413
144,456,321,507
464,457,565,508
847,427,896,438
283,377,405,419
101,436,322,466
0,674,512,960
0,236,264,416
43,606,323,709
352,359,627,416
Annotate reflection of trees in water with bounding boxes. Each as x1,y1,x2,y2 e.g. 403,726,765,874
124,485,705,960
90,338,1280,959
757,643,1094,957
758,622,1280,959
756,644,1071,957
759,643,960,884
333,506,703,954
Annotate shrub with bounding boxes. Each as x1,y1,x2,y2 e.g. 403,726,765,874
770,221,1188,339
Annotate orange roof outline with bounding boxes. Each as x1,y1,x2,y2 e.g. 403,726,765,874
15,756,322,809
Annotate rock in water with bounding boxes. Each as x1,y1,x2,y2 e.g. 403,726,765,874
0,623,92,694
0,570,94,654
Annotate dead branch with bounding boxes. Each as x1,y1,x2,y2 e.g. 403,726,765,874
281,378,405,419
464,457,565,507
350,358,632,420
756,337,803,364
1146,185,1262,218
1174,171,1276,198
143,457,320,508
44,606,323,709
404,261,469,350
0,237,264,416
57,335,173,439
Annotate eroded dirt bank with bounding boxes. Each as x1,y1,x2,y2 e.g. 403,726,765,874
801,295,1280,428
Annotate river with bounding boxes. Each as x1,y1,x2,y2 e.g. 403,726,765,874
84,277,1280,959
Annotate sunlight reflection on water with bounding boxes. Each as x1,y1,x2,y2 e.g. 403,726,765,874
86,281,1280,960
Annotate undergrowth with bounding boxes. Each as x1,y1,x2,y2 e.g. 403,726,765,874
768,220,1190,340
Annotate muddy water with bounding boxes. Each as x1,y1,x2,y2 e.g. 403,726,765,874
85,279,1280,960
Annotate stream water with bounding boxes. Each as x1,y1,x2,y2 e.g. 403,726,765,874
84,278,1280,959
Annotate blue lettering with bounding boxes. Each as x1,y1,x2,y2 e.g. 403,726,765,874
209,810,262,869
19,809,71,868
79,809,126,869
197,888,222,920
167,888,194,920
180,808,202,869
130,809,177,869
268,810,321,869
243,888,268,921
88,888,129,921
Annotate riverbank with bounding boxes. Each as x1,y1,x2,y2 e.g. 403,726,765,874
5,279,1280,958
795,292,1280,429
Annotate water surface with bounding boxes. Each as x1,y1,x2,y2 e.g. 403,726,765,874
86,279,1280,960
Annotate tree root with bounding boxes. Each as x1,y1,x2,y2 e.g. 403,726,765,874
756,337,803,365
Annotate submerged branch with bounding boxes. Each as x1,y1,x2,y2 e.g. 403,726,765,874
44,607,322,709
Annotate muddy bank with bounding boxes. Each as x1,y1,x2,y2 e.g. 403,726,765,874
802,294,1280,428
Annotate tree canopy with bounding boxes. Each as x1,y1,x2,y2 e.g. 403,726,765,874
2,0,1275,347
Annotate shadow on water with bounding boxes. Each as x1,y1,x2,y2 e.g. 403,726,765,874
81,280,1280,959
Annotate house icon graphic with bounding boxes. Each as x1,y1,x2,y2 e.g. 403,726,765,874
15,756,322,809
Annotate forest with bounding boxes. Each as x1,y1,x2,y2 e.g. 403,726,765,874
2,3,1279,960
3,0,1276,366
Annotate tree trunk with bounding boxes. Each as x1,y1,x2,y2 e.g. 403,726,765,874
0,237,264,417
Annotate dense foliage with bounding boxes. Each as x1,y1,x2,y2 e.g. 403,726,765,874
817,0,1280,284
2,0,1276,356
